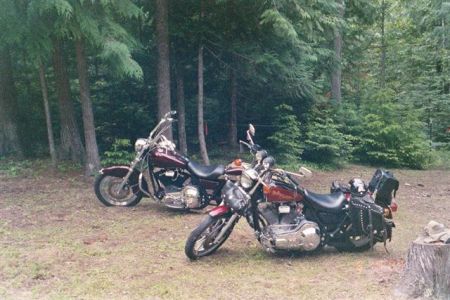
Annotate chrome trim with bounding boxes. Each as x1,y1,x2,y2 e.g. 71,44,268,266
214,214,239,243
138,173,152,197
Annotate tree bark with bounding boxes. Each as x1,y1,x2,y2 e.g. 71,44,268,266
331,0,345,103
75,38,101,176
397,241,450,299
198,44,210,165
38,62,57,167
380,0,386,88
197,0,210,165
228,65,238,148
0,46,23,157
155,0,173,140
52,38,84,163
175,66,188,155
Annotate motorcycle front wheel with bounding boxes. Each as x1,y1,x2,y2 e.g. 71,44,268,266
94,174,143,207
185,215,235,260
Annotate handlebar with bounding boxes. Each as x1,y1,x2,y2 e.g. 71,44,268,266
149,114,176,140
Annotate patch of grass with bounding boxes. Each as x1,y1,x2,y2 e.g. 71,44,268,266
56,161,82,173
279,160,346,172
0,159,33,177
30,262,50,280
429,150,450,169
1,163,449,299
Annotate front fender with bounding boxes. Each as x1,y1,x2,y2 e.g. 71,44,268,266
209,205,231,217
100,165,133,177
99,166,143,194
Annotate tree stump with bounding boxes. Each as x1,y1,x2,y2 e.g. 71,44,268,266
397,241,450,299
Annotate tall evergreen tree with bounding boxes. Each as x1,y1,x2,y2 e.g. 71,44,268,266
197,0,209,165
52,38,85,162
331,0,345,103
0,1,24,157
155,0,173,140
0,47,23,157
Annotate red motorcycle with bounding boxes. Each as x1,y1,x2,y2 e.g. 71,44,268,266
185,153,399,259
94,111,242,210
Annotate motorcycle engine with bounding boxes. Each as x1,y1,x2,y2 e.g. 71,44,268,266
163,185,201,209
183,186,201,208
258,202,321,252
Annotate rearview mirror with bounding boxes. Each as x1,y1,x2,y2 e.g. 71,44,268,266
164,111,177,118
248,124,255,136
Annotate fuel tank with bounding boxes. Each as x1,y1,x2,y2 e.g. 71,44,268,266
149,148,189,169
263,180,303,202
224,166,243,176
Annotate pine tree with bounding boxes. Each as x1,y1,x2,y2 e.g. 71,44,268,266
303,108,352,164
268,104,303,164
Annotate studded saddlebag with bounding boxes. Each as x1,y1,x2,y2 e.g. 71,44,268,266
349,194,387,243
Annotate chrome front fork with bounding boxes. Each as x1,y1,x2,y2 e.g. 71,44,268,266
214,213,239,243
117,157,140,191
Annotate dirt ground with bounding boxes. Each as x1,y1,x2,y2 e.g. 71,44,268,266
1,162,449,299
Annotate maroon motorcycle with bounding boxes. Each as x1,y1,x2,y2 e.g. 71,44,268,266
94,111,242,210
185,153,399,259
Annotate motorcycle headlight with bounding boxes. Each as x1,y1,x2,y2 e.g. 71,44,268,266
240,169,258,189
134,138,147,153
255,150,268,162
262,156,275,170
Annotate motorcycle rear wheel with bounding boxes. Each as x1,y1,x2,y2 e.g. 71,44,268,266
185,215,235,260
94,174,143,207
334,239,375,252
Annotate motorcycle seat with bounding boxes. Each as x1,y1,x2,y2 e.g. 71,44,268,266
303,190,346,212
187,161,225,179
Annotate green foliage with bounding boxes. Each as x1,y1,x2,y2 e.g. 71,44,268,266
0,159,33,177
355,88,433,169
430,149,450,170
1,0,448,171
267,104,303,164
101,139,134,166
100,40,143,80
303,107,353,165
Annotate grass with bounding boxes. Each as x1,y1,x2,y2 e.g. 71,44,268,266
1,160,449,299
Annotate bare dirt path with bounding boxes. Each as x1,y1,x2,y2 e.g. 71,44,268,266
1,164,449,299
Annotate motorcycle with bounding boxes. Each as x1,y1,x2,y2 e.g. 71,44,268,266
94,111,243,210
185,153,399,259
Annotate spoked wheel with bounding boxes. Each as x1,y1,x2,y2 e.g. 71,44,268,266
94,174,143,207
185,215,236,260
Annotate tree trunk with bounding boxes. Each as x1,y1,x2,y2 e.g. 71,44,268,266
38,61,57,167
175,66,188,155
397,241,450,299
0,47,23,157
331,0,345,103
380,0,386,88
197,0,209,165
228,65,238,148
52,38,84,163
155,0,173,140
198,44,210,165
75,38,101,176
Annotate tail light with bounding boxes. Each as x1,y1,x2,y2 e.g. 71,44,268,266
344,192,351,201
390,200,398,212
263,185,271,195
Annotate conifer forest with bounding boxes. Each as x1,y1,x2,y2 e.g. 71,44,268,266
0,0,449,170
1,1,450,299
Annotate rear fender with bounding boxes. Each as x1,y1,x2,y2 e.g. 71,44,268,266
209,205,231,217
